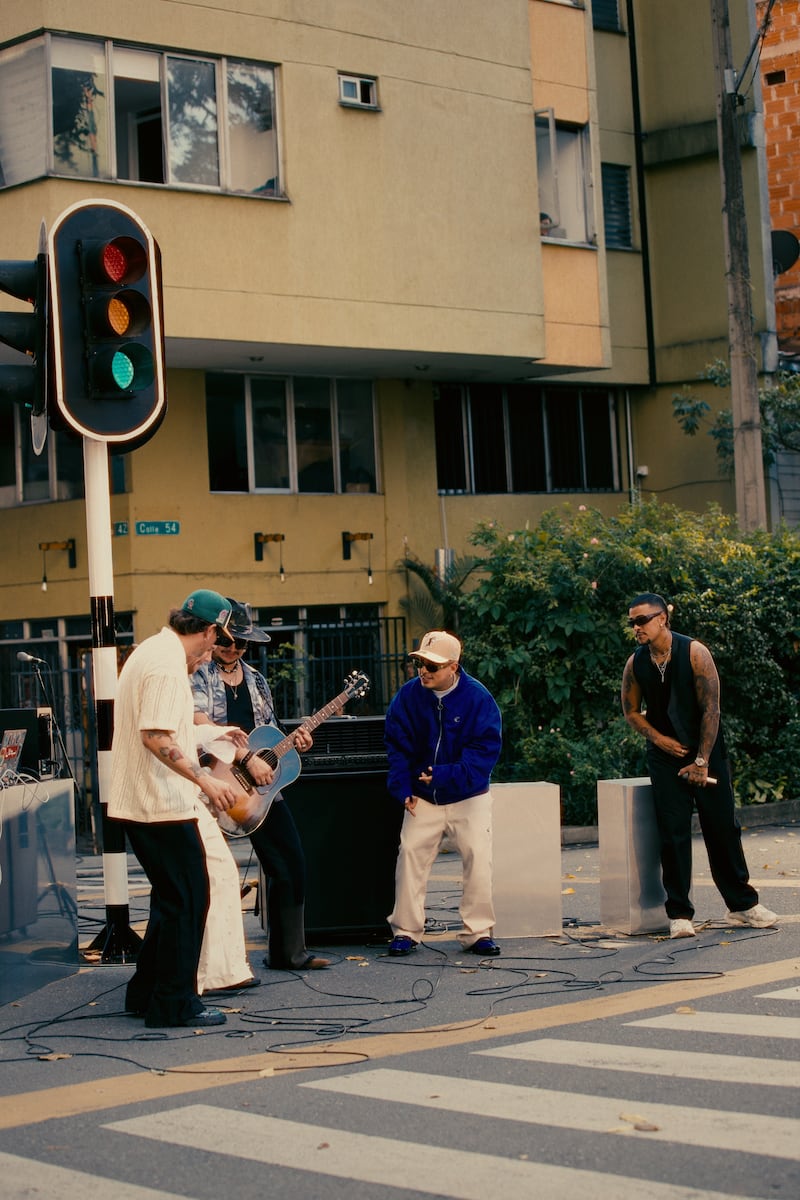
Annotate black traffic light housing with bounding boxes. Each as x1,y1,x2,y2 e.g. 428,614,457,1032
0,223,49,425
49,199,166,446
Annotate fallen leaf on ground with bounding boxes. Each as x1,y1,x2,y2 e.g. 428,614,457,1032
619,1112,660,1132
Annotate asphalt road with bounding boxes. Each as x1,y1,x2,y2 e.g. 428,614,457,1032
0,823,797,1199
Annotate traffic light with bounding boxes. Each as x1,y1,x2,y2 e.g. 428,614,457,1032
49,199,166,446
0,222,49,424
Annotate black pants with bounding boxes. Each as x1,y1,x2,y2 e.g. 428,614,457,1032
647,748,758,920
123,819,209,1026
249,797,309,968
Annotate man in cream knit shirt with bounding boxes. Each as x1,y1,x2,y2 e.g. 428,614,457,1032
109,589,240,1028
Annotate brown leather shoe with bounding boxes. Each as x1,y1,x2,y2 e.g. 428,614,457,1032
264,955,331,971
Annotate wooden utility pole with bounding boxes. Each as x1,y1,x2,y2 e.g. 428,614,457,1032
710,0,768,531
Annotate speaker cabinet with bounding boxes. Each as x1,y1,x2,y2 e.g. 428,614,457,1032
261,769,402,941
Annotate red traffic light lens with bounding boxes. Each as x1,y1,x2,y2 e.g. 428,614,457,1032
96,237,147,286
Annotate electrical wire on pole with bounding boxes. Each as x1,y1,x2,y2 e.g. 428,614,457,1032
710,0,768,532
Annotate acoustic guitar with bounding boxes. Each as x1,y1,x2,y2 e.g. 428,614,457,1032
203,669,370,838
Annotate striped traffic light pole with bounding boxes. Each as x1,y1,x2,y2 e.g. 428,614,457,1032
82,436,142,963
47,198,166,962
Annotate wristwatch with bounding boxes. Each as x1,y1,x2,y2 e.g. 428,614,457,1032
694,756,708,768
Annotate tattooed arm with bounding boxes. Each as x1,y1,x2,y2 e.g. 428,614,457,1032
688,640,721,761
621,655,689,758
140,728,239,814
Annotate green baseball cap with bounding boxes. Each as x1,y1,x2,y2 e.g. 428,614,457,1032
180,589,234,641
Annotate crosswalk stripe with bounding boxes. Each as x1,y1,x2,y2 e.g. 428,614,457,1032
0,1150,187,1200
628,1012,800,1038
476,1037,796,1087
303,1068,799,1160
105,1104,765,1200
756,986,800,1000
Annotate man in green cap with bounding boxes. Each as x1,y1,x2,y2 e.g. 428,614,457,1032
109,589,241,1028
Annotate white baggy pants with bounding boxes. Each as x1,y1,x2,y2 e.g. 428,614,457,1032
388,790,495,948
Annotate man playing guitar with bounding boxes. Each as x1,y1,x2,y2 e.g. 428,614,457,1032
193,600,330,976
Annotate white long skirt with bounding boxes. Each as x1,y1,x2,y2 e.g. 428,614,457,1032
195,802,255,993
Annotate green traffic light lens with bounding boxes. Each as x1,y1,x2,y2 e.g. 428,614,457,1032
110,350,135,391
93,342,155,394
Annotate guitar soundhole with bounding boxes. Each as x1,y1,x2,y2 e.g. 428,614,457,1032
260,749,279,770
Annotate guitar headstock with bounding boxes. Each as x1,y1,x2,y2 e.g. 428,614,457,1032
343,669,370,700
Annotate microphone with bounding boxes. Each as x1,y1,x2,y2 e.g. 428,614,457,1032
17,651,47,665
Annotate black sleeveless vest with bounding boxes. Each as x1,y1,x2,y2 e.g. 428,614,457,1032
632,631,702,749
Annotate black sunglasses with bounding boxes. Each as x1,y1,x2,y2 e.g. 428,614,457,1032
414,658,446,672
628,612,662,628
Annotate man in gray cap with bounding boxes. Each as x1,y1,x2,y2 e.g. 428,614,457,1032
193,599,330,975
109,589,241,1027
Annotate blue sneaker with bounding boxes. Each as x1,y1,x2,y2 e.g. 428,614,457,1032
388,935,418,956
467,937,501,957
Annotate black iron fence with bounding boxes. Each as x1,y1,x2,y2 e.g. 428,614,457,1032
0,615,407,848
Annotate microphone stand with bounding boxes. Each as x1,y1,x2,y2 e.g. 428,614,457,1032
26,659,91,846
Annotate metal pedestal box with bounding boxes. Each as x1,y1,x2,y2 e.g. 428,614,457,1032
598,777,673,935
492,781,562,938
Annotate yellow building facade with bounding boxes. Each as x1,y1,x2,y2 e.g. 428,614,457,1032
0,1,776,714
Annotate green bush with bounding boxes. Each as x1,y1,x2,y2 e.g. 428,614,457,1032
454,499,800,823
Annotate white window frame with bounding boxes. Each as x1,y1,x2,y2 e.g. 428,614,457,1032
338,72,379,109
535,108,595,245
237,377,379,495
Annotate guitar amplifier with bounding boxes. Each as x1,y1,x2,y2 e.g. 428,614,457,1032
261,716,401,941
0,708,55,780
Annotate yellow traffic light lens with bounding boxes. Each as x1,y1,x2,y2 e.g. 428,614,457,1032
107,296,131,336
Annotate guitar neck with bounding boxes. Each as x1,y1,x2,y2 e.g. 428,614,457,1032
260,689,349,762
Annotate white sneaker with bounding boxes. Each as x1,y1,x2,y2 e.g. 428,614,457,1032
726,904,778,928
669,918,696,938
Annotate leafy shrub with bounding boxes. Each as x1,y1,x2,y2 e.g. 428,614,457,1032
452,499,800,822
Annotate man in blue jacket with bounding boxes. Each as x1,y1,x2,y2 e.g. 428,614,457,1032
385,630,503,957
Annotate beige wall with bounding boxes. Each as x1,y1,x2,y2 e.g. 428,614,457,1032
2,2,546,363
529,0,609,372
0,0,778,645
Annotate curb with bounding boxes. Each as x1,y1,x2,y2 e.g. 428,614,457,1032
561,797,800,847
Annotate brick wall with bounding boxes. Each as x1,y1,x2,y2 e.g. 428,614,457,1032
759,0,800,348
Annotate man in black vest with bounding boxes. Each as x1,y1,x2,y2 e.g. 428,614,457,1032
621,592,777,939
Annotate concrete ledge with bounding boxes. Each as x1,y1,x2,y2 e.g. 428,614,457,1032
722,797,800,830
562,797,800,847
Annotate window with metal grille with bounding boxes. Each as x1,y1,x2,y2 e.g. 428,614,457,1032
601,162,633,249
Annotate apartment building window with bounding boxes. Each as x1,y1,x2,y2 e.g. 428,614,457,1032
592,0,622,32
338,73,378,109
0,405,129,506
206,375,378,494
0,33,279,195
535,110,594,244
601,162,633,248
435,383,618,494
